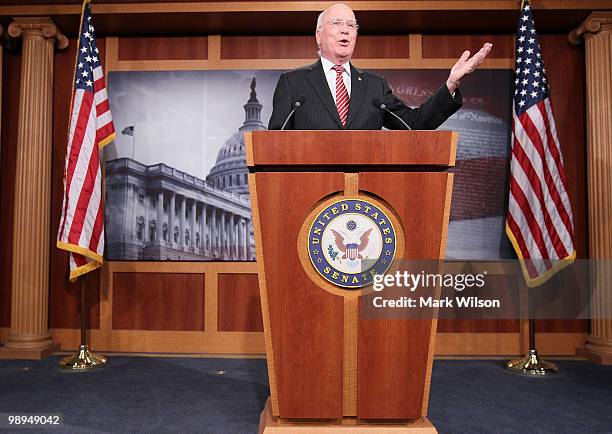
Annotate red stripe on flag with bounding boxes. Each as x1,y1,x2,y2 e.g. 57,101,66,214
506,213,539,278
513,112,568,258
96,122,115,145
73,252,88,268
509,174,549,259
96,99,110,116
536,102,575,240
58,92,94,241
67,144,100,245
94,77,105,93
89,200,104,252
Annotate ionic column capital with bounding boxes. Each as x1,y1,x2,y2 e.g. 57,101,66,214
569,12,612,45
8,17,68,49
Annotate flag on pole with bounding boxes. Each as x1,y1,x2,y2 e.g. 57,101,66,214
121,125,134,136
57,0,115,281
506,0,575,287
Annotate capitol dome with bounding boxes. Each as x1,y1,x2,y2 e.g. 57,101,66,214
206,77,266,195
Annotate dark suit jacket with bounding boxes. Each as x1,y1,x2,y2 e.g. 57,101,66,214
268,60,463,130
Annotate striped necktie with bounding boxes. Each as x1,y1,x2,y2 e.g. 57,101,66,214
333,65,349,127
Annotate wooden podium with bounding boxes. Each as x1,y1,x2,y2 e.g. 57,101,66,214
246,130,457,433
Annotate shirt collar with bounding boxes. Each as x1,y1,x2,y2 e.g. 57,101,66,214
320,56,351,76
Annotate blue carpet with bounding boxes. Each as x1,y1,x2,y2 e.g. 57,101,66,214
0,357,610,433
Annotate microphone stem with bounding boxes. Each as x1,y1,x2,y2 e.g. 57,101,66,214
281,105,299,130
383,107,411,130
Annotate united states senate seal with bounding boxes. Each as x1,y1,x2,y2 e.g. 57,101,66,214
307,198,397,289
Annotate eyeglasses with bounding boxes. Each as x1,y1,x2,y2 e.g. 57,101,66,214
326,18,359,31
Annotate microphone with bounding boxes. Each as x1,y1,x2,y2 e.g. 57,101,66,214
281,96,306,130
372,98,412,130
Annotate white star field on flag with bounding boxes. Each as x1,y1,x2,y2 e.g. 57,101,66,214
74,14,101,92
513,2,549,115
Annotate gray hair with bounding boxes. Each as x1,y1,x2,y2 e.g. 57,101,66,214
316,10,325,31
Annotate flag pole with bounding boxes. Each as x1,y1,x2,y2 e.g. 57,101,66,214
59,277,108,370
506,281,558,375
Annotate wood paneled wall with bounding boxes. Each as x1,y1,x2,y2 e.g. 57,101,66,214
0,46,19,328
0,31,588,355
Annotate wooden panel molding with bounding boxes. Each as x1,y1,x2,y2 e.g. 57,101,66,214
422,34,514,58
0,327,586,356
112,272,205,331
221,35,410,60
1,1,608,15
118,36,208,61
218,273,263,332
0,46,20,328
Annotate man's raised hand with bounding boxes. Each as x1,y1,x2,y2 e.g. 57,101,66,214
446,43,493,94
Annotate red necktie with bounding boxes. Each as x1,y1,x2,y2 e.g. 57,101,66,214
334,65,349,127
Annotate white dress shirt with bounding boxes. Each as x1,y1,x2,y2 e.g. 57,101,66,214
321,56,351,104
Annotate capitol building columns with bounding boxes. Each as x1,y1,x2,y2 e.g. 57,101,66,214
189,199,196,250
179,196,186,248
168,192,176,248
104,79,258,262
222,211,229,258
156,191,164,246
200,203,208,254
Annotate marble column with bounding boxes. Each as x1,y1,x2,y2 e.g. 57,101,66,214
0,18,67,359
233,215,240,260
570,13,612,365
242,218,249,260
247,219,254,260
220,211,226,259
189,199,196,250
179,196,186,248
156,191,163,245
169,192,176,247
228,214,235,259
200,204,207,254
211,208,217,256
237,218,243,260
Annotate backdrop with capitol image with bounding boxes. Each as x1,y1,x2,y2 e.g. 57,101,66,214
103,68,512,262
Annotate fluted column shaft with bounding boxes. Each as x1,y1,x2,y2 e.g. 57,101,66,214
169,192,176,246
229,214,236,259
200,204,207,253
571,13,612,365
247,219,253,260
0,18,67,359
189,199,196,248
242,218,249,260
156,191,163,244
220,211,226,259
237,218,244,260
179,196,185,248
211,209,217,255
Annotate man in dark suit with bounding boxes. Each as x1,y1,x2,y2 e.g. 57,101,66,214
268,3,492,130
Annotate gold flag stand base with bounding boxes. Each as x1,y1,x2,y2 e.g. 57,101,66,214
59,344,108,371
506,349,558,376
59,278,109,371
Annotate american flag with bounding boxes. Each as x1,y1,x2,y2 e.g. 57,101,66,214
57,0,115,281
506,0,575,287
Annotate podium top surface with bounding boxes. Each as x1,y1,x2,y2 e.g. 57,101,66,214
245,130,457,169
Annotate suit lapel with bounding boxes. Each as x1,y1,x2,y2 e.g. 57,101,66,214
346,64,366,128
305,60,343,128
